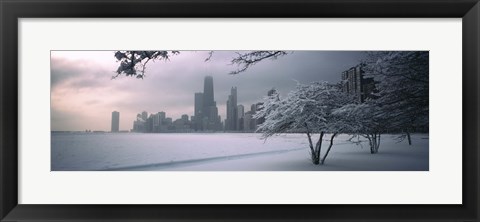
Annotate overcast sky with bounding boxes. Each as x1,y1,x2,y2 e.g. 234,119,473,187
51,51,366,131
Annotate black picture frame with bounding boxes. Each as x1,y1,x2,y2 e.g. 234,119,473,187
1,0,479,221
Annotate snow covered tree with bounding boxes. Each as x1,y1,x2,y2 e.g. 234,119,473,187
332,102,387,154
113,50,288,78
255,82,353,165
362,51,429,145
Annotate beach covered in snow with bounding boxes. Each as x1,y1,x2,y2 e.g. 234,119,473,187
51,132,428,171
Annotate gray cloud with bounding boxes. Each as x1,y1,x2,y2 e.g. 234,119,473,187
51,57,84,87
51,57,112,89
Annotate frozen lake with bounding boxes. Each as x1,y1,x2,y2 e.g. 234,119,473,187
51,132,429,171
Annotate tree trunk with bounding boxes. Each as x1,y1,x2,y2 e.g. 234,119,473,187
406,132,412,145
313,132,324,165
376,133,381,152
304,123,314,154
367,133,381,154
366,134,375,154
305,131,314,154
320,133,337,165
373,133,381,153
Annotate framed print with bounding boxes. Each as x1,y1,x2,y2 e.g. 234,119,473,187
50,50,430,172
1,0,479,221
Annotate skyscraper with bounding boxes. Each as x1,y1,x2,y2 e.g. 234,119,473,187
226,87,238,131
111,111,120,132
244,111,253,131
152,113,160,132
194,76,221,131
237,105,244,118
203,76,215,118
341,64,375,103
237,105,244,131
141,111,148,121
194,92,204,130
194,93,204,117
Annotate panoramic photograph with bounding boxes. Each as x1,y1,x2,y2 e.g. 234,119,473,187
51,50,429,171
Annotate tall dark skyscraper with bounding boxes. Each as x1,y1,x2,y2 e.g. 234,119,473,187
203,76,214,106
111,111,119,132
193,76,221,131
203,76,215,113
226,87,238,131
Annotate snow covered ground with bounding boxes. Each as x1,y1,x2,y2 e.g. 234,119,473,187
51,133,428,171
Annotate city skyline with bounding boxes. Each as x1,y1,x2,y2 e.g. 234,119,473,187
127,75,274,133
51,51,365,131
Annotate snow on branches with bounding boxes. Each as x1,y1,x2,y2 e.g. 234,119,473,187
256,50,429,161
255,82,353,164
229,51,288,74
362,51,429,144
113,51,180,79
333,102,386,153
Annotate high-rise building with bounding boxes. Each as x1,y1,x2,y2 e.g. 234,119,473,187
181,114,189,123
203,76,214,105
141,111,148,121
132,113,145,132
146,114,154,133
152,113,160,132
255,102,264,127
244,111,253,131
226,87,238,131
250,104,257,113
246,102,264,130
111,111,120,132
208,106,218,121
194,92,203,131
194,92,203,117
237,105,244,118
341,64,375,103
193,76,221,131
225,99,231,130
203,76,215,118
158,112,166,122
237,105,244,131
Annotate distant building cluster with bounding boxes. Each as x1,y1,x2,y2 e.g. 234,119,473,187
341,64,376,103
131,110,193,133
224,88,272,132
121,75,271,133
194,76,269,132
109,67,376,133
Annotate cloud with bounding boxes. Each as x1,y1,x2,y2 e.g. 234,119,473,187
50,57,84,87
51,56,113,89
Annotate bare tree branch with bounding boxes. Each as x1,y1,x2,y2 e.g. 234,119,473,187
113,51,179,79
204,51,214,62
229,51,289,75
113,50,289,78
